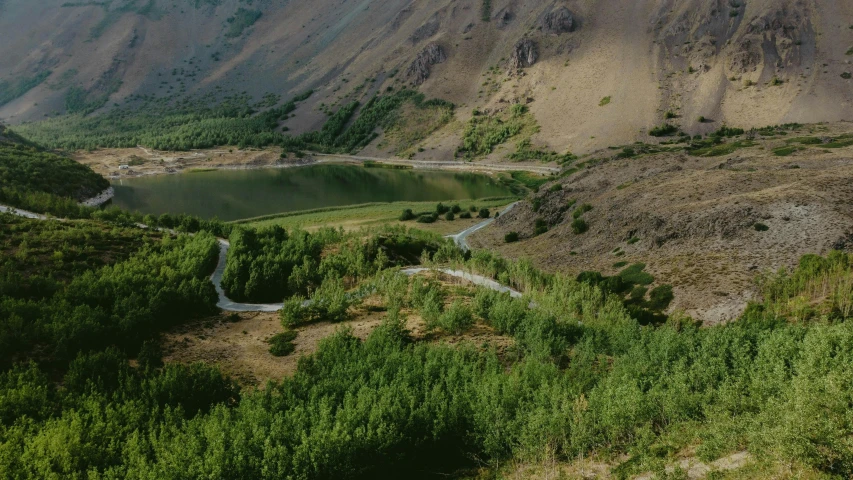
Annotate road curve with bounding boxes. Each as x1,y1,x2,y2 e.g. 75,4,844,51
1,201,522,312
211,240,285,312
448,202,518,252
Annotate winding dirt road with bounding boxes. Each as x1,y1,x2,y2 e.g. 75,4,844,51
1,201,521,312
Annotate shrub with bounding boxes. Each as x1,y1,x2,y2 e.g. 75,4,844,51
459,211,472,219
650,124,678,137
433,300,474,335
444,211,455,221
630,286,648,301
469,205,478,212
436,203,450,214
280,296,309,327
754,223,769,232
534,219,548,236
599,96,611,107
572,204,593,219
647,284,675,310
532,198,542,212
417,214,437,224
451,205,462,214
571,218,588,234
504,232,520,243
478,208,491,219
548,184,563,192
619,263,655,285
400,209,416,221
665,111,678,119
268,331,298,357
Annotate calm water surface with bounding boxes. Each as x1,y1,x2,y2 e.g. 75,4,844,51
112,165,513,221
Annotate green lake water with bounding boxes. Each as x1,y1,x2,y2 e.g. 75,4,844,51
111,164,514,221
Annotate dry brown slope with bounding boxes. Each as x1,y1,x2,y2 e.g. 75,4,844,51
469,124,853,324
0,0,850,154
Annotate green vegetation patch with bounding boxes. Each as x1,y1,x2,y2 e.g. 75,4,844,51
0,71,51,108
377,94,455,156
287,90,452,155
16,90,313,151
0,142,109,215
649,124,678,137
225,8,262,38
268,330,298,356
599,96,611,107
458,104,536,159
619,263,654,285
773,146,798,156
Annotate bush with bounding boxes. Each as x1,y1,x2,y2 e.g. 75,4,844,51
280,296,309,327
432,300,474,335
436,203,450,214
571,218,588,234
650,124,678,137
400,209,416,221
647,284,674,310
444,211,455,221
619,263,655,285
504,232,520,243
417,214,437,224
754,222,769,232
451,205,462,214
573,203,593,219
268,330,298,356
534,219,548,236
478,208,491,219
548,184,563,192
459,211,472,219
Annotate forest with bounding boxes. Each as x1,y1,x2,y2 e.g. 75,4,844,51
2,134,853,478
10,88,452,156
2,193,853,477
0,142,109,215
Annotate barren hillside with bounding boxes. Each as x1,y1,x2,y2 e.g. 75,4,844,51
470,123,853,323
0,0,851,154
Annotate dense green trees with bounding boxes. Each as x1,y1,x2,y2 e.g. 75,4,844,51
0,142,109,214
0,225,219,367
14,92,312,151
4,201,853,477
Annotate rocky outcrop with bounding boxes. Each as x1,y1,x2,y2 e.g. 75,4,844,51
493,6,513,29
406,43,447,85
541,7,575,34
729,39,762,73
508,39,538,72
410,12,441,44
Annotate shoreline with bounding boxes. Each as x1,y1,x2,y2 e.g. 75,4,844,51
75,147,559,180
81,187,115,207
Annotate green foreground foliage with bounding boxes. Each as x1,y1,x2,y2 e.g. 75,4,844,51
3,206,853,477
0,142,109,216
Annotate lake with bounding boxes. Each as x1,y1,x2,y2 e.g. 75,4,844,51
111,164,514,221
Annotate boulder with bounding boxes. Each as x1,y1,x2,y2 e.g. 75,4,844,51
406,43,447,85
508,39,538,72
542,7,575,34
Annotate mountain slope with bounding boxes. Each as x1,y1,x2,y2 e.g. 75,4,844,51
0,0,851,154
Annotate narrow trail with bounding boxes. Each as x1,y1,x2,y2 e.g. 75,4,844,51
312,153,560,175
211,205,522,311
448,202,518,252
1,200,523,313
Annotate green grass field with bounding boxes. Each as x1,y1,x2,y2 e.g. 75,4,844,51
236,196,517,233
